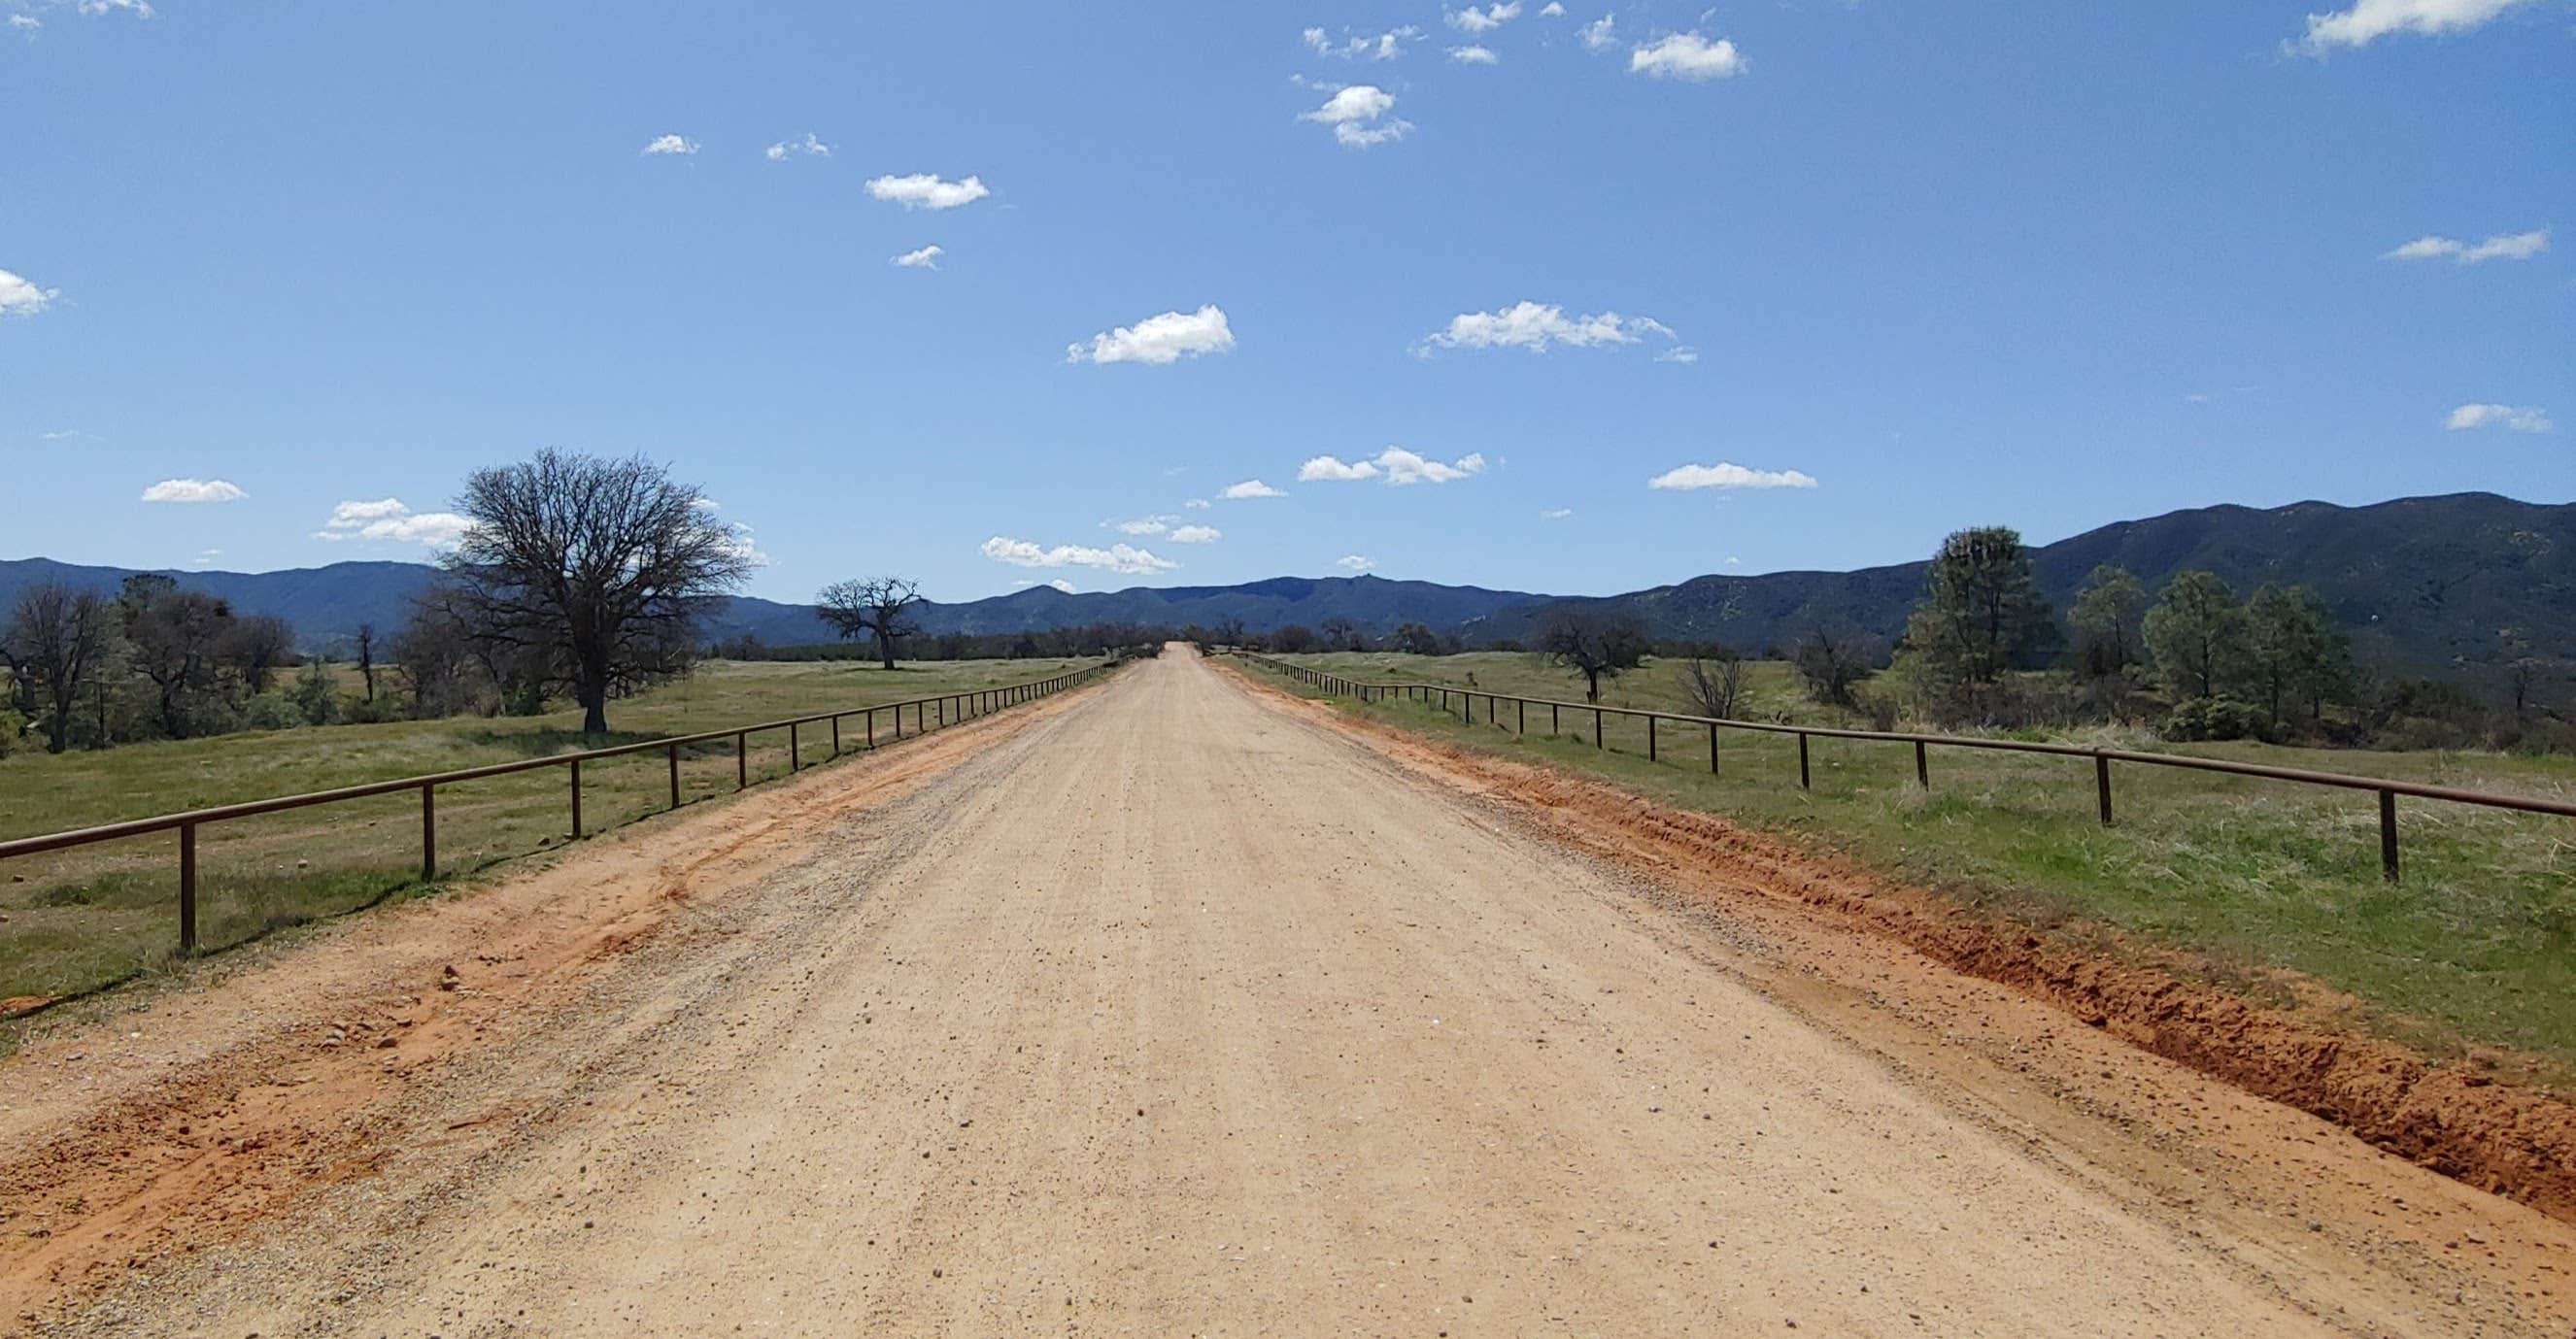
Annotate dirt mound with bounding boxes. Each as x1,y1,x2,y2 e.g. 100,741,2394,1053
1255,671,2576,1224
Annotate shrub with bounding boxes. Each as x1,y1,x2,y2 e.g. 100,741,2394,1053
2159,695,2263,743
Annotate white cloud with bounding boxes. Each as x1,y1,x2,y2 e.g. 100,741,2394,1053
315,497,476,546
1541,2,1566,15
1183,498,1212,509
1067,304,1236,365
1579,15,1617,50
1648,462,1820,490
1449,44,1500,63
1540,507,1575,519
1656,346,1701,364
764,132,831,161
2381,229,2549,263
1169,524,1221,544
1300,454,1381,482
642,134,698,156
1047,579,1077,593
1308,447,1487,485
865,173,991,210
140,478,245,504
0,268,59,317
714,521,770,567
2445,403,2552,432
1304,24,1419,59
2295,0,2538,51
1110,516,1173,535
980,536,1177,575
8,14,39,33
189,549,220,566
1630,31,1746,80
1300,85,1412,149
75,0,154,15
1417,301,1678,354
1447,3,1523,34
892,244,944,270
1220,480,1285,499
1336,554,1376,573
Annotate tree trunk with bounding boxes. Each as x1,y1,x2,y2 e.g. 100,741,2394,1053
879,643,897,671
578,679,608,734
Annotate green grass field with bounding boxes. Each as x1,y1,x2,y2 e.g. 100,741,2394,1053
1255,652,2576,1083
0,657,1102,1004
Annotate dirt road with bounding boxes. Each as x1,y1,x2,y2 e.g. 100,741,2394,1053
11,648,2570,1336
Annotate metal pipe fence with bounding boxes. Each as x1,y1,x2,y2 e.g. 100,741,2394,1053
1230,653,2576,883
0,658,1130,954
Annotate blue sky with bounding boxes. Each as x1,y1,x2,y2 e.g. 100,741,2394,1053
3,0,2568,603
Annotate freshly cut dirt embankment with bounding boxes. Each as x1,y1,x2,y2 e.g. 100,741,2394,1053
1225,662,2576,1225
0,647,2567,1336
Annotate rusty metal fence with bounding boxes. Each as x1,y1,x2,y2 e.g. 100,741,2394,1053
1230,652,2576,883
0,657,1130,953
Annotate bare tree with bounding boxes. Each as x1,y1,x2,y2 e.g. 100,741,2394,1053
816,577,926,670
1533,606,1650,703
1681,643,1747,720
1319,616,1362,652
2,584,117,753
355,622,378,702
444,450,753,733
1792,623,1872,708
222,614,297,695
119,574,235,738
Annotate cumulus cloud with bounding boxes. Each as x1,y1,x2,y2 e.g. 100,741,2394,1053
1449,44,1500,63
1109,516,1175,535
1447,3,1522,33
1579,15,1616,50
75,0,154,15
1656,346,1701,364
1417,301,1678,355
1183,498,1212,509
2381,229,2549,263
2445,403,2552,432
1647,462,1820,490
764,132,830,161
8,14,39,34
2294,0,2538,51
1336,554,1376,573
865,173,991,210
642,134,698,156
1540,508,1575,519
315,498,476,546
980,536,1177,575
1067,304,1236,365
1630,31,1746,80
0,268,59,317
1220,480,1285,499
1304,24,1419,59
1305,448,1486,485
1169,524,1222,544
892,244,944,270
140,478,245,504
1300,84,1412,148
1541,2,1566,15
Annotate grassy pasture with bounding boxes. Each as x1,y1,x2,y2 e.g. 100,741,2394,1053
0,657,1099,1003
1258,652,2576,1081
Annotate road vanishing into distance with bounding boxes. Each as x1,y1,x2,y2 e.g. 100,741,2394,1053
6,648,2567,1337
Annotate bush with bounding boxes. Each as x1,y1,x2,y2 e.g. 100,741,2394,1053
2159,695,2263,743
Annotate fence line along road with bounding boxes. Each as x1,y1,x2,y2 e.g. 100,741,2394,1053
0,657,1134,954
1227,652,2576,884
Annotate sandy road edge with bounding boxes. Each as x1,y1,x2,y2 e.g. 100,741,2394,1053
1209,657,2576,1227
0,669,1124,1325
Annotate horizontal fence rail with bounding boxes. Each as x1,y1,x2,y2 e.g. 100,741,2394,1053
0,657,1132,954
1228,652,2576,884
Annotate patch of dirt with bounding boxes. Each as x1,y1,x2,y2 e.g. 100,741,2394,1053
0,689,1098,1325
1228,663,2576,1225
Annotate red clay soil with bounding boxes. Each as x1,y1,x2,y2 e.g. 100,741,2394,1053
1231,664,2576,1225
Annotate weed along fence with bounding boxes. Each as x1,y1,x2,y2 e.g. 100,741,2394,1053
0,659,1127,956
1229,652,2576,883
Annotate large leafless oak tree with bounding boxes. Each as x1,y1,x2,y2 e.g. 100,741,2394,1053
815,577,925,670
2,583,116,753
442,450,753,733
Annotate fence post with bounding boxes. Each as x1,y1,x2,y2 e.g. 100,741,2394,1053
2095,754,2113,825
668,744,681,809
736,733,747,789
2380,789,2399,883
1594,707,1604,749
1552,703,1560,734
1709,722,1719,775
422,784,437,880
570,757,583,838
1799,732,1811,789
178,821,197,954
831,715,840,756
790,721,799,771
1915,741,1928,789
1647,716,1657,762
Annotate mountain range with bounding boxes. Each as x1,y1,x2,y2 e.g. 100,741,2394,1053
2,491,2565,682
